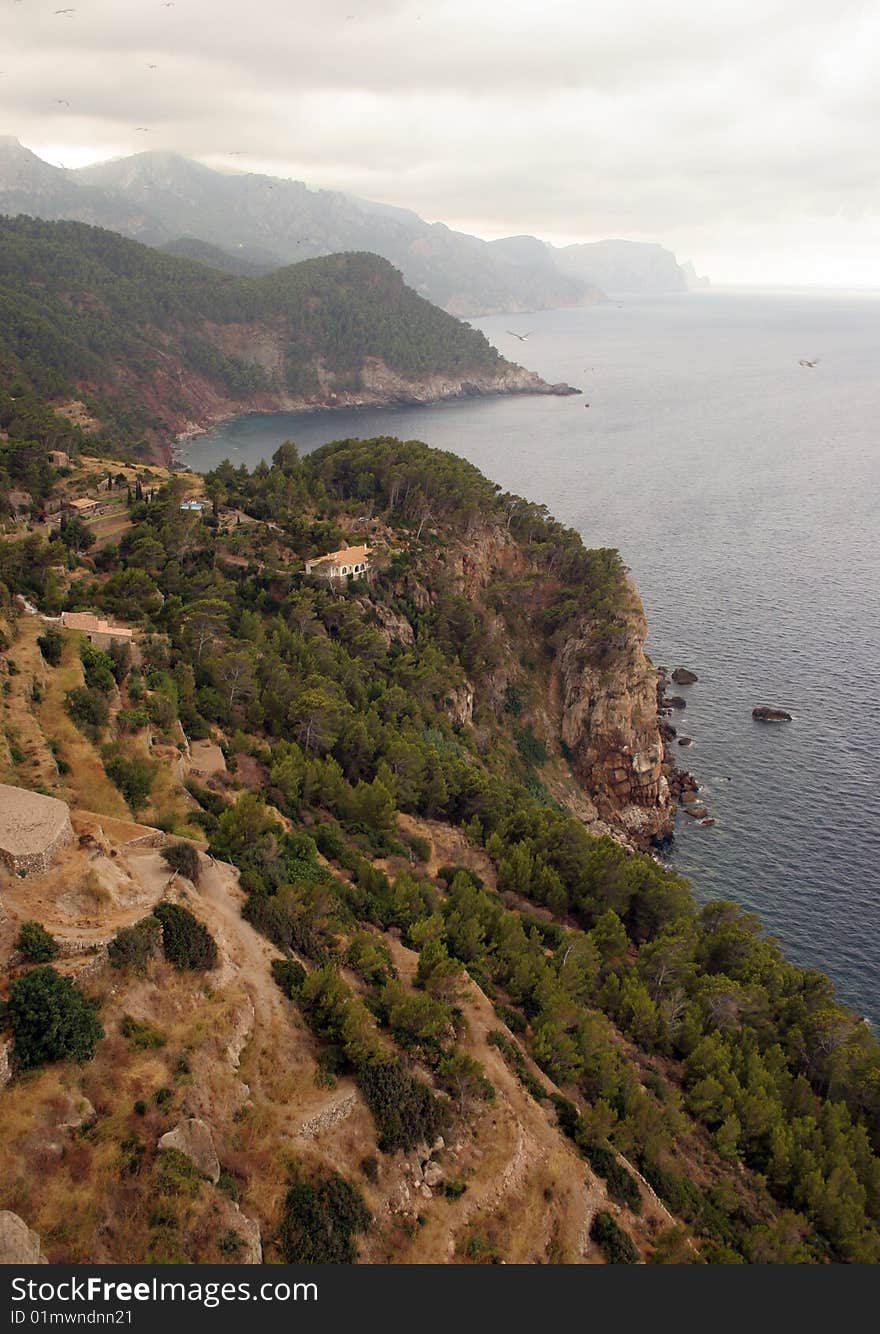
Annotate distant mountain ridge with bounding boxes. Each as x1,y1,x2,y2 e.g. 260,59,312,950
0,215,572,457
0,138,707,313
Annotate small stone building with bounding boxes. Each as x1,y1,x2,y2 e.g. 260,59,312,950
48,450,70,468
0,784,74,876
304,544,371,583
64,496,100,519
61,611,134,649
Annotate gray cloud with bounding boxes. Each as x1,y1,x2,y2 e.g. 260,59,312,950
1,0,878,283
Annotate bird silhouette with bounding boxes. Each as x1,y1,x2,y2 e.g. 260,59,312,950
506,330,533,342
798,358,820,368
54,99,70,106
135,127,150,132
54,7,76,13
147,64,158,69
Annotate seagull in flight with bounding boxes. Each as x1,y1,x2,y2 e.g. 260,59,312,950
147,64,158,69
135,126,151,132
506,330,534,342
798,358,820,368
55,98,70,106
54,7,76,13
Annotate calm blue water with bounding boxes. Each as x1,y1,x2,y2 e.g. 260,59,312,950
179,291,880,1026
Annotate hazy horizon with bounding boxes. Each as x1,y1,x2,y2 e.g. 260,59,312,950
2,1,878,288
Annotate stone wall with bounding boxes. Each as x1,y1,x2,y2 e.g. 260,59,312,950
0,811,74,877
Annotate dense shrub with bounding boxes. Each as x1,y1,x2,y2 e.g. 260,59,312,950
279,1168,371,1263
590,1211,639,1264
120,1013,166,1049
65,685,109,730
271,958,307,998
108,916,161,971
153,903,218,971
104,752,154,812
161,841,200,884
37,626,63,665
356,1057,450,1152
8,966,103,1070
16,919,59,963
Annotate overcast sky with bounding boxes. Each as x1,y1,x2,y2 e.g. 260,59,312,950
2,0,879,286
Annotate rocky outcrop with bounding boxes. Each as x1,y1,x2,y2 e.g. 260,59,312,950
753,706,792,722
555,583,674,843
671,667,698,685
0,1211,48,1264
444,682,475,728
159,1118,221,1183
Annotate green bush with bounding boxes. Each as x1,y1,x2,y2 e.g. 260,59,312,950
153,903,218,971
37,626,64,666
8,966,103,1070
66,685,109,731
161,842,201,884
120,1013,167,1050
271,957,307,998
108,916,161,971
590,1211,639,1264
16,919,59,963
104,752,155,812
357,1057,450,1152
279,1168,371,1263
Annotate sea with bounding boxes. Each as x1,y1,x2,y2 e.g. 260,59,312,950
178,289,880,1028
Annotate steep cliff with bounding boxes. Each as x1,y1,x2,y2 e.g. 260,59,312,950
555,582,674,841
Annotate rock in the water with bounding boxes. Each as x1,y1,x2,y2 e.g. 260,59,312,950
671,667,698,685
752,706,792,722
677,736,693,747
159,1118,220,1183
0,1211,48,1264
681,789,701,804
699,817,717,828
683,805,709,820
665,695,687,710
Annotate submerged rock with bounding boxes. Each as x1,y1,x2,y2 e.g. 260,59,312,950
671,667,698,685
677,736,693,747
665,695,687,710
752,706,792,722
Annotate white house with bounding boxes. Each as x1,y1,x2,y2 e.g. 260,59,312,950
304,544,372,583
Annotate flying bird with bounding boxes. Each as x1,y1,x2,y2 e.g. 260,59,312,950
147,64,158,69
135,126,151,132
506,330,533,342
54,98,70,106
798,358,820,368
54,7,76,13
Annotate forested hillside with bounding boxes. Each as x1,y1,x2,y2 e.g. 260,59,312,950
0,217,551,453
1,435,879,1263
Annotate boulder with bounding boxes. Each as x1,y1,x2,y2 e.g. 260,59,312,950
677,736,693,747
671,667,698,685
683,805,709,820
158,1118,220,1183
423,1161,444,1189
752,706,792,722
56,1094,97,1133
0,1211,48,1264
681,790,700,804
665,696,687,710
225,1204,262,1264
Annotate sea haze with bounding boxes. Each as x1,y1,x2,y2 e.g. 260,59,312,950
179,290,880,1028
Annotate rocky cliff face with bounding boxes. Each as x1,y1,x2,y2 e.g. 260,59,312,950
417,521,674,845
554,583,674,843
